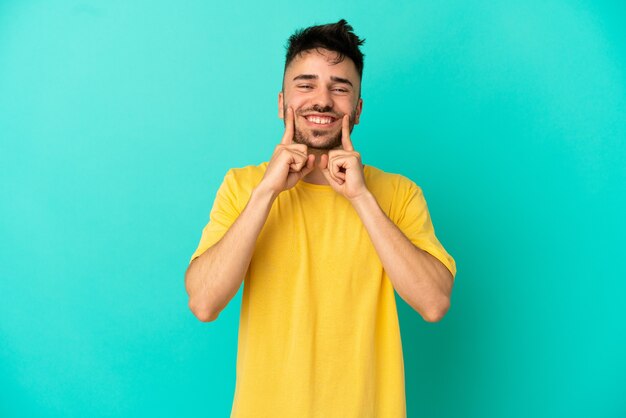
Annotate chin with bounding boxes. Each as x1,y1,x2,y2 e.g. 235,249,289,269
295,129,341,150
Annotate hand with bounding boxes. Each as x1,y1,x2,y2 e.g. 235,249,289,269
319,114,368,201
259,107,316,197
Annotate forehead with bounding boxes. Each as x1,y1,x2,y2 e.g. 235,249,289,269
285,48,360,82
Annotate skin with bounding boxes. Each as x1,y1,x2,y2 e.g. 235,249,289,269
184,48,454,323
276,48,364,188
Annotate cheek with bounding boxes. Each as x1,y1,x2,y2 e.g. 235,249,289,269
287,97,307,112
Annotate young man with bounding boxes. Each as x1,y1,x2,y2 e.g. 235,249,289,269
185,19,456,418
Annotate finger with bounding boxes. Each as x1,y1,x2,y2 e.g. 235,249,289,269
287,152,308,172
319,154,336,184
285,143,308,155
277,146,307,166
282,147,307,160
329,151,360,174
329,154,349,174
290,155,308,172
318,153,328,170
298,154,316,177
328,156,346,184
330,159,346,184
281,107,295,145
341,114,354,151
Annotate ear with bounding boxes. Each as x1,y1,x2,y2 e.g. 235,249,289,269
354,98,363,125
278,91,284,119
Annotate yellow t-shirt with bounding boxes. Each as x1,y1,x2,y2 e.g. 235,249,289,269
190,162,456,418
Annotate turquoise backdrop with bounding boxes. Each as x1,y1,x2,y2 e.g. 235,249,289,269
1,1,625,417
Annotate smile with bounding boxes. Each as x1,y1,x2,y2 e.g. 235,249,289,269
304,115,337,126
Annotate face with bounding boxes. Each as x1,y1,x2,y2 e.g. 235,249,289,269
278,48,363,150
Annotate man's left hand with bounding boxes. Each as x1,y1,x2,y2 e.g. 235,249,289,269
319,115,368,201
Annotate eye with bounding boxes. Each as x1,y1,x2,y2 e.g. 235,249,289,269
333,88,348,93
297,84,313,89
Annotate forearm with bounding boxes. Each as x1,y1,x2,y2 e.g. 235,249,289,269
350,191,453,322
185,184,277,321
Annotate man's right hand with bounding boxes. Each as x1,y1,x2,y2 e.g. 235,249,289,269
259,107,315,197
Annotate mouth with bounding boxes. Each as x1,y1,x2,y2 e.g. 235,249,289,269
302,114,339,128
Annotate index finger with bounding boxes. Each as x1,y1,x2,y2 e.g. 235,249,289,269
281,107,295,145
341,114,354,151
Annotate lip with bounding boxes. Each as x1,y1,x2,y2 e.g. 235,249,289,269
300,114,339,128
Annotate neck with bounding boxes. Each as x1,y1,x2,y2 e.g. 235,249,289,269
302,149,330,185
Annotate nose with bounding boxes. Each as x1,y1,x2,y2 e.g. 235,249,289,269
311,87,334,111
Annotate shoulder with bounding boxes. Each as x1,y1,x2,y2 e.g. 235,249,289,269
364,164,422,197
216,162,268,212
227,161,268,179
363,164,425,221
224,162,268,189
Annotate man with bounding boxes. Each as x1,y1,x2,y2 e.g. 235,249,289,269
185,19,456,418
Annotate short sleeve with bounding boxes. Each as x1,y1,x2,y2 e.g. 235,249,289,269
395,181,457,278
189,169,241,264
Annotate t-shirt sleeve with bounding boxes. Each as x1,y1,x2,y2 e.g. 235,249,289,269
189,169,241,264
395,181,457,278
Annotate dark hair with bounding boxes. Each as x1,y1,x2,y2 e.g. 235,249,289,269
284,19,365,80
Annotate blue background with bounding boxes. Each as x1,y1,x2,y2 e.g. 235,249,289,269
1,1,625,417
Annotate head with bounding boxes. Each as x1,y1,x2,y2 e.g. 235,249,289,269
278,19,365,150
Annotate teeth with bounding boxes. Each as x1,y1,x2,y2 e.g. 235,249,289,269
306,116,334,125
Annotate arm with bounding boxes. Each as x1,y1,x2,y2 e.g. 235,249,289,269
185,107,315,322
185,184,276,322
319,115,454,322
349,191,454,322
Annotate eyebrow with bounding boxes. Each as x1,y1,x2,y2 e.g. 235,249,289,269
292,74,353,87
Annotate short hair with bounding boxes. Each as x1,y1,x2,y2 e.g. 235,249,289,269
284,19,365,81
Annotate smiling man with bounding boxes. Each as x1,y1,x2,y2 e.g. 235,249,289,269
284,50,361,151
185,19,457,418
